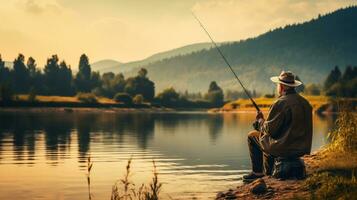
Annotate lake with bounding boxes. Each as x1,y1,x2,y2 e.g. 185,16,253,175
0,111,335,199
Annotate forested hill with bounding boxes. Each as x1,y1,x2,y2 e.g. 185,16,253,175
92,42,213,73
125,6,357,93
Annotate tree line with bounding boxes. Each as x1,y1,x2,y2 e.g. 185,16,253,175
0,53,225,107
303,65,357,97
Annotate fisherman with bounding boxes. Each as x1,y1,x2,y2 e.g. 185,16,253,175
242,71,313,182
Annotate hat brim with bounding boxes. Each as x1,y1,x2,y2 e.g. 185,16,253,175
270,76,302,87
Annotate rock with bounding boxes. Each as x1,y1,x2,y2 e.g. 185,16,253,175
250,178,267,194
216,192,225,199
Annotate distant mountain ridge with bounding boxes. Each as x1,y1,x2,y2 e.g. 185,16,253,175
121,6,357,93
91,42,213,73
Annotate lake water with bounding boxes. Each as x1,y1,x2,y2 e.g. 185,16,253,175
0,111,335,199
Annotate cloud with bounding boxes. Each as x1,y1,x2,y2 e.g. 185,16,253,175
192,0,357,41
19,0,62,15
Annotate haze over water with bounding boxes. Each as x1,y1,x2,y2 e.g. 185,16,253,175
0,111,333,199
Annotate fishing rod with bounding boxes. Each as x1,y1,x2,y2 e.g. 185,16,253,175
192,12,261,113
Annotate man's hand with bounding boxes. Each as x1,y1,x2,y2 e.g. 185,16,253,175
253,111,265,131
256,111,264,120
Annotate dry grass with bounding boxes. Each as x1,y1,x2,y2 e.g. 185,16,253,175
304,106,357,199
110,158,162,200
87,156,93,200
309,107,357,172
18,95,116,104
222,95,357,112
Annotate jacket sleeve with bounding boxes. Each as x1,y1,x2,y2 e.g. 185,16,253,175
260,100,286,138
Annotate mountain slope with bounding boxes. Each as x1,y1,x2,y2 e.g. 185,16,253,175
91,59,122,72
125,6,357,93
91,42,213,73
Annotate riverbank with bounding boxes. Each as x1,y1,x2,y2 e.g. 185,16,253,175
0,107,177,114
216,110,357,200
210,96,357,113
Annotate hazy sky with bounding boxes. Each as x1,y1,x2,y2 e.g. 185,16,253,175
0,0,356,67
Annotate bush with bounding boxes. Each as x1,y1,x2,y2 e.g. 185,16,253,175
133,94,144,104
114,93,132,105
0,83,13,103
76,92,98,104
28,87,37,102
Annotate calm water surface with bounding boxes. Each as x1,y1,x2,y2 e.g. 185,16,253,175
0,111,335,199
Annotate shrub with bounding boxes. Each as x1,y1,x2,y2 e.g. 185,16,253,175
0,83,13,103
28,87,37,102
114,93,132,105
76,92,98,104
133,94,144,104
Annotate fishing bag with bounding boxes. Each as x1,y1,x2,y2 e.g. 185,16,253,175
272,157,306,180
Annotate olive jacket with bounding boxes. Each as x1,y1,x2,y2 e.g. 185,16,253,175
258,90,313,157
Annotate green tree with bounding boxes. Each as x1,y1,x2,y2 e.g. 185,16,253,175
133,94,144,104
26,57,43,94
114,93,132,105
324,66,341,90
0,54,11,84
59,61,74,96
75,54,92,92
205,81,224,107
0,83,13,104
43,55,61,95
304,84,321,96
124,68,155,101
156,87,180,106
12,54,29,93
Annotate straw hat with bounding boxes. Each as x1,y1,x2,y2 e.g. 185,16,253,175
270,71,302,87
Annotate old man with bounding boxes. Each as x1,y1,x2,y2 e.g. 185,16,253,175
243,71,313,182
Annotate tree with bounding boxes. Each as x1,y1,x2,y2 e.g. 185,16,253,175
324,66,341,90
124,68,155,101
156,87,180,106
133,94,144,104
114,93,132,105
0,54,11,84
342,66,355,82
59,61,74,96
26,57,43,94
12,54,30,93
205,81,224,107
75,54,92,92
0,83,13,103
43,55,61,95
304,84,321,96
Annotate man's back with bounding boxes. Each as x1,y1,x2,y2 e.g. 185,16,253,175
260,92,313,157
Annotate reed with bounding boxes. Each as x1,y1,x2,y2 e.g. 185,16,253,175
87,155,93,200
110,158,162,200
305,105,357,199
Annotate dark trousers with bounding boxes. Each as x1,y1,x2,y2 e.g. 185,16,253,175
247,131,275,175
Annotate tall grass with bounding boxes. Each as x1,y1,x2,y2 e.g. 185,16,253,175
87,156,93,200
110,158,162,200
305,105,357,199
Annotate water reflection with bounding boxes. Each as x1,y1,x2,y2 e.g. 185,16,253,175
0,111,335,199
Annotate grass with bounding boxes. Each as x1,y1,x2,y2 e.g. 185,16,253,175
110,159,162,200
85,156,162,200
18,94,117,104
304,105,357,199
87,156,93,200
222,95,357,112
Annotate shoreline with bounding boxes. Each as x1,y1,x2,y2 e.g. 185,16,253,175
216,154,318,200
0,107,177,113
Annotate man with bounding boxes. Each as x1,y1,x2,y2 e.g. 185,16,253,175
243,71,313,182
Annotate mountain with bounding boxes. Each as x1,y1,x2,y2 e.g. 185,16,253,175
124,6,357,93
91,42,213,73
91,59,122,73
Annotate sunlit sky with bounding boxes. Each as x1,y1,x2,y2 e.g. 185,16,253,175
0,0,356,67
